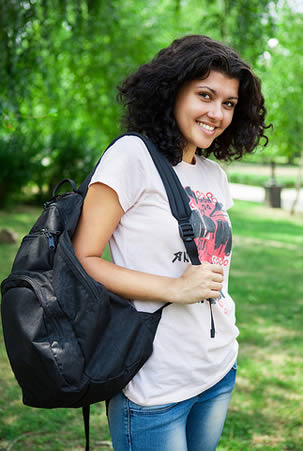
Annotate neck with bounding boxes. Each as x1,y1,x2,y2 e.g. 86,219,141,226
182,147,197,164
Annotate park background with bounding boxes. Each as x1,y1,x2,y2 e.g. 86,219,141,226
0,0,303,449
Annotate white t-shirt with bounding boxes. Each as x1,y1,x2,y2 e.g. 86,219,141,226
90,135,239,406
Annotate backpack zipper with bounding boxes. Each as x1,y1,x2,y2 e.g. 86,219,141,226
46,232,55,249
40,228,60,265
59,234,101,304
40,228,60,243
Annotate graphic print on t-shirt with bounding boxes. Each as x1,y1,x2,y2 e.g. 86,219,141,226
171,186,232,314
172,187,232,268
185,187,232,267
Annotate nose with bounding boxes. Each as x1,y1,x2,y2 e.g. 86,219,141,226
207,102,224,121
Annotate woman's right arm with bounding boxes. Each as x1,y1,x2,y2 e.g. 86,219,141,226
72,182,224,304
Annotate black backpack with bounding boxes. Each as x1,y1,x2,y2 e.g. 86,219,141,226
1,133,203,450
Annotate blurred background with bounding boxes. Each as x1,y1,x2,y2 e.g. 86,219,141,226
0,1,303,450
0,0,302,207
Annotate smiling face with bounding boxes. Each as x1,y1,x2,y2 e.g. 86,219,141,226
174,71,239,163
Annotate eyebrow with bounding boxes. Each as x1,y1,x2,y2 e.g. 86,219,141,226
197,85,239,100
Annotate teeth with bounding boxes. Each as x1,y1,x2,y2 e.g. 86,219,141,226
198,122,215,131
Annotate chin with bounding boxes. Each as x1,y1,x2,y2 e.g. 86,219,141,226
197,139,215,150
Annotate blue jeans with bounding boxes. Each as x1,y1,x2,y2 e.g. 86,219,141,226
108,362,237,451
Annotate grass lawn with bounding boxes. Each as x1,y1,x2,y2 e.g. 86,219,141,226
225,162,301,189
223,202,303,450
0,201,303,450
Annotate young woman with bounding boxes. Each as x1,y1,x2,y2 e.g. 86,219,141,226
73,35,269,451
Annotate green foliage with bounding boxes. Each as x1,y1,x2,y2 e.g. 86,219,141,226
0,134,34,207
0,0,182,203
0,0,301,203
256,2,303,161
33,129,99,199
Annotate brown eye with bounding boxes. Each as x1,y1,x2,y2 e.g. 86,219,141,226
224,101,235,108
199,92,211,100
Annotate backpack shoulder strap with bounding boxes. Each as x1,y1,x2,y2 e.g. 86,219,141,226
82,406,90,451
77,132,200,265
128,133,200,266
125,134,216,337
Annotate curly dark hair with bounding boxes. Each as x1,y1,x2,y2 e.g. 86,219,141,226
117,35,270,165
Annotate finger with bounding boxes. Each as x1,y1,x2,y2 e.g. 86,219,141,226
210,281,223,291
212,273,224,283
210,264,224,275
202,290,220,301
209,289,222,299
201,262,224,275
199,262,223,275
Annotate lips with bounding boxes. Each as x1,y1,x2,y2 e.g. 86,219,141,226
196,121,217,134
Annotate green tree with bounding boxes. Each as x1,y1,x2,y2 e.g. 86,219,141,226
258,4,303,163
0,0,283,205
0,0,185,203
260,3,303,212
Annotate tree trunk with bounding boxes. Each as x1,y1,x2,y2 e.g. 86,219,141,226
290,150,303,215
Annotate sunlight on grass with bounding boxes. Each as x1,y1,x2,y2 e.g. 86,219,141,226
221,201,303,450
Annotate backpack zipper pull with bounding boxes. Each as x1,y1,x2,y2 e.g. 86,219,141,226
41,228,56,249
208,298,216,338
47,233,55,249
46,231,56,266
